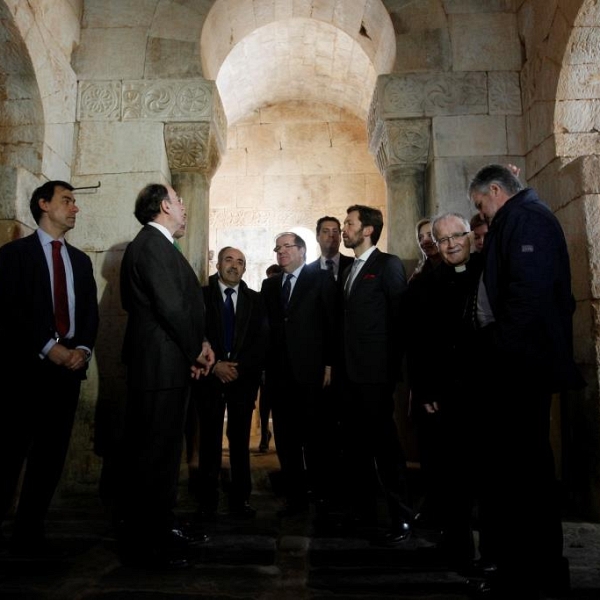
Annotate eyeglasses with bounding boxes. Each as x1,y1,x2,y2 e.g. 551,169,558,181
273,243,299,253
175,195,184,205
435,232,469,246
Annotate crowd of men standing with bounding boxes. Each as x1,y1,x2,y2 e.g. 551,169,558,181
0,164,585,598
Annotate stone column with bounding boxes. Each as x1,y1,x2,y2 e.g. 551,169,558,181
165,117,225,283
367,77,430,267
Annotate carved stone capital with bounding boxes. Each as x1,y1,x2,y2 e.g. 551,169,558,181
165,122,221,177
370,117,431,173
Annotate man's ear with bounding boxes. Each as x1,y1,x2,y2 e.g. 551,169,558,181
38,198,49,214
363,224,374,239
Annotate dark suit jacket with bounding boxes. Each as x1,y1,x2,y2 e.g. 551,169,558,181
196,274,267,396
120,224,206,390
261,263,336,385
308,253,354,287
0,231,99,378
341,247,407,384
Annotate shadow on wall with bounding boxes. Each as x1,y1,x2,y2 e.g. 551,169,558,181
93,243,128,512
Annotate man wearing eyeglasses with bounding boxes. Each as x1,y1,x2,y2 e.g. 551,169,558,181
260,232,336,518
404,212,484,574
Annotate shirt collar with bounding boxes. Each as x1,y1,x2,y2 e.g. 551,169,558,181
148,221,173,243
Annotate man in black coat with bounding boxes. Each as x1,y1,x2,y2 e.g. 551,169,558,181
0,180,99,553
118,183,214,568
192,247,267,518
468,164,586,597
261,232,336,516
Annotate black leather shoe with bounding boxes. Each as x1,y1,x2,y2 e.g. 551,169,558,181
457,558,498,578
378,521,412,546
169,528,210,548
229,501,257,518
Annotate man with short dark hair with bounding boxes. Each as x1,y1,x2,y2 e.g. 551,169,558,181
309,216,353,282
0,180,99,553
340,204,413,544
117,183,214,568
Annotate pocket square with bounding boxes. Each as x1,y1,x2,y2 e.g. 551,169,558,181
363,273,376,280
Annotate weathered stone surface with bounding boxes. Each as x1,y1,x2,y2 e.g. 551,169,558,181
432,115,507,157
450,12,522,72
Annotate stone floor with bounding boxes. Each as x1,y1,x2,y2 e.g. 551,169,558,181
1,437,600,600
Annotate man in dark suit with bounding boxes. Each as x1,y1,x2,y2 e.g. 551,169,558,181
308,216,353,517
261,232,336,516
0,180,99,553
191,246,267,518
117,183,214,568
308,216,354,283
340,204,413,544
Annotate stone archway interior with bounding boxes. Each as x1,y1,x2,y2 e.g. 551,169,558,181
200,0,396,288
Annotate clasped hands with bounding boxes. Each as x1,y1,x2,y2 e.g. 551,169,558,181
191,341,216,379
48,343,88,371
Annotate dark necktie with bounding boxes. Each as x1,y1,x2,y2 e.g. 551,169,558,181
325,259,335,279
223,287,235,356
51,240,70,338
173,239,183,252
282,273,294,309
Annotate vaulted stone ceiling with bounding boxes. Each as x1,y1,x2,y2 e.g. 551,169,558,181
200,0,396,125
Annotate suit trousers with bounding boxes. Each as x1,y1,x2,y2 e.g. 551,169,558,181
268,375,328,505
340,380,413,525
474,375,567,592
194,381,258,509
0,360,81,537
117,386,189,551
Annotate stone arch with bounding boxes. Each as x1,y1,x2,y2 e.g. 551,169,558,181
0,0,44,242
200,0,396,125
0,0,80,243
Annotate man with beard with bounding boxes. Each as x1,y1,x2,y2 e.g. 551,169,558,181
340,205,413,545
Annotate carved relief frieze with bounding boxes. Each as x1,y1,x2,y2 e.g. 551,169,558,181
77,81,121,120
489,72,522,115
122,80,213,121
380,72,487,118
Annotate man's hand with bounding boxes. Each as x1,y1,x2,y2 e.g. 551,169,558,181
192,341,216,378
213,361,239,383
322,365,332,388
47,344,88,371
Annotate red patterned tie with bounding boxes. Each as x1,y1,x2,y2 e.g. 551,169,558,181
51,240,70,338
